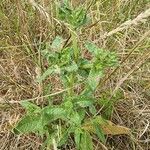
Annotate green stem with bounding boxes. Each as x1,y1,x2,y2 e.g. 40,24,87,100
67,31,79,96
71,31,79,63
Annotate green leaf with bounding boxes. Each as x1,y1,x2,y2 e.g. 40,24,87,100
73,7,87,28
70,112,82,126
74,95,95,108
80,131,93,150
76,99,93,108
20,101,41,114
93,122,106,143
85,42,118,91
42,131,57,149
85,42,118,68
85,41,101,56
14,114,43,134
37,65,60,82
58,126,74,147
58,3,87,29
89,105,97,115
78,110,86,123
43,106,66,121
64,62,78,72
63,100,73,109
37,67,54,82
60,47,73,65
37,61,78,83
41,49,58,64
51,36,64,51
88,68,103,91
74,128,82,150
58,2,72,20
63,100,73,117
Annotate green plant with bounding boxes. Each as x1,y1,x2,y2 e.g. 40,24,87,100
14,1,119,149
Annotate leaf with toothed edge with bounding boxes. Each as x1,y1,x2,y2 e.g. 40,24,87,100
13,114,43,134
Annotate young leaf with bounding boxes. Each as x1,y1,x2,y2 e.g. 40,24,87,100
63,100,73,110
76,100,93,108
87,68,103,91
74,95,95,108
85,42,118,68
58,2,87,29
51,36,64,51
64,62,78,72
85,41,101,56
41,50,58,64
75,96,93,108
37,65,60,82
89,105,97,115
58,2,72,21
73,7,87,28
60,47,73,65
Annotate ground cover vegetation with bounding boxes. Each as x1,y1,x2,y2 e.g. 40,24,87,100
0,0,150,149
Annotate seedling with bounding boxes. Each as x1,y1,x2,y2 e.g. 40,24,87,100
14,1,118,149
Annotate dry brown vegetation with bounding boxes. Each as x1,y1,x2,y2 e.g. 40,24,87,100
0,0,150,150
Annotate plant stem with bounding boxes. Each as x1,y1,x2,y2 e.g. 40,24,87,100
71,31,79,63
68,31,79,96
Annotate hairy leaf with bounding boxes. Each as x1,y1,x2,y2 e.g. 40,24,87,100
76,100,93,107
51,36,64,51
37,65,60,82
80,131,93,150
74,95,95,109
70,112,82,126
85,42,118,67
41,50,59,64
93,122,105,143
20,101,41,114
64,62,78,72
89,105,97,115
14,115,43,134
43,106,67,121
85,41,101,56
58,3,87,29
87,68,103,91
74,128,82,150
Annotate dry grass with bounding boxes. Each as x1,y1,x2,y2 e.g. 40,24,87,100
0,0,150,149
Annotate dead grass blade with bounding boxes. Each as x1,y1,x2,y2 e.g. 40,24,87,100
112,51,150,96
95,8,150,41
100,30,150,86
